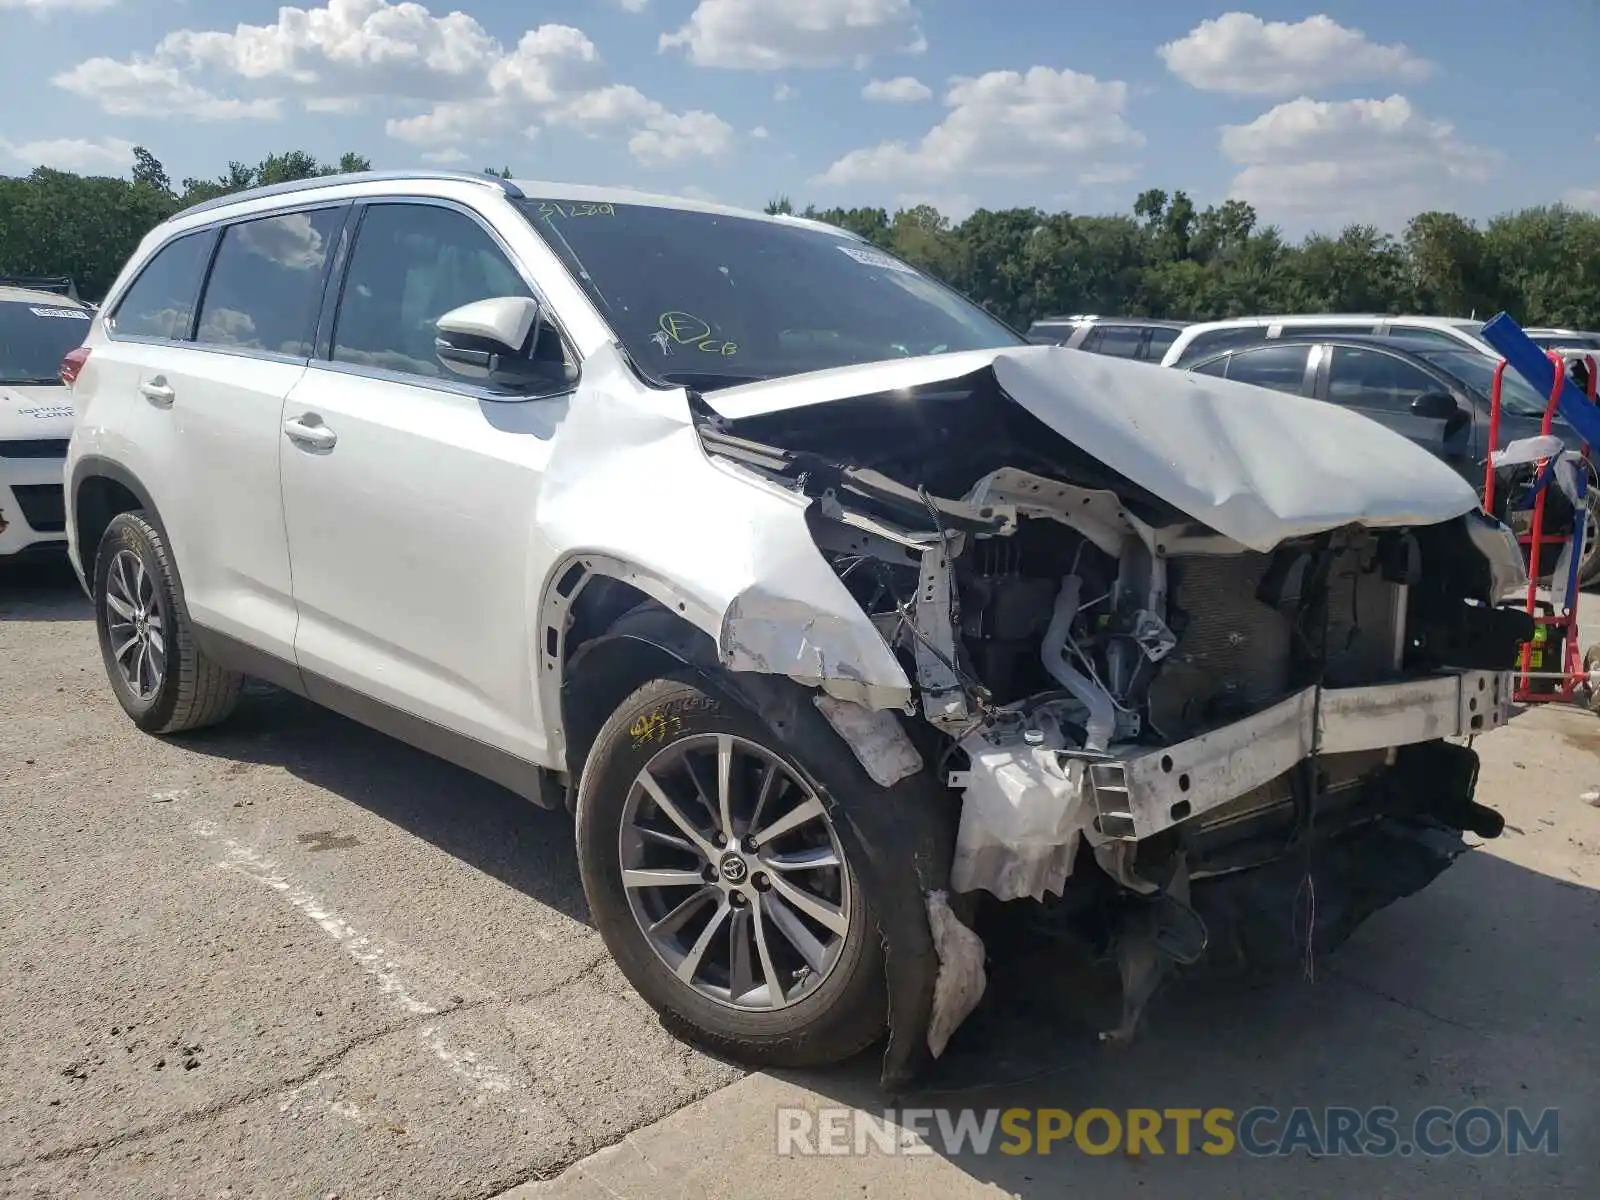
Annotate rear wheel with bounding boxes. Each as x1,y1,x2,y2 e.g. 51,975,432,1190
575,674,886,1068
93,511,242,733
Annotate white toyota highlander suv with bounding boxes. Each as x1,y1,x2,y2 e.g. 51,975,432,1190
64,170,1531,1089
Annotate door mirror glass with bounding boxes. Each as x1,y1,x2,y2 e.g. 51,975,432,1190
435,296,574,393
1409,390,1459,420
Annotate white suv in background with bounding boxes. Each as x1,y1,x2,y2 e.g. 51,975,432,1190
63,170,1527,1090
1,285,93,560
1159,313,1495,366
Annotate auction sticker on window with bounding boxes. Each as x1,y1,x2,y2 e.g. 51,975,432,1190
29,306,89,320
837,246,917,274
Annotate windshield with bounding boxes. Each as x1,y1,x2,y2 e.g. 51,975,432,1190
1413,348,1557,419
517,200,1023,387
0,299,91,385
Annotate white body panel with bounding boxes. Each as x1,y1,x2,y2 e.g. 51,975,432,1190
279,366,566,761
147,348,303,658
708,344,1482,553
1,383,74,556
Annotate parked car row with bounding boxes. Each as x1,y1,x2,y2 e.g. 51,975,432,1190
1026,311,1600,583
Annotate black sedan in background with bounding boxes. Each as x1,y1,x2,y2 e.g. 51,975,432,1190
1177,334,1599,583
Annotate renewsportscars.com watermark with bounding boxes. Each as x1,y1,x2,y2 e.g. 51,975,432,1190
776,1106,1560,1159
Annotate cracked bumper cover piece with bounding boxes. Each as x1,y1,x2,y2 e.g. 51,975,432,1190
951,669,1513,902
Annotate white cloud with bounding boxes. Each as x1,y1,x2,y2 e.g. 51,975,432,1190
1221,95,1495,227
661,0,925,70
1078,163,1140,186
541,83,735,166
0,0,116,11
0,135,135,173
1159,12,1432,96
773,82,797,101
53,58,282,120
613,0,649,11
862,75,931,103
419,147,468,164
51,0,731,166
750,125,769,138
1564,186,1600,212
818,66,1142,186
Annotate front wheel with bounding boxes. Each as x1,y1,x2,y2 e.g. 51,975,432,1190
575,674,886,1068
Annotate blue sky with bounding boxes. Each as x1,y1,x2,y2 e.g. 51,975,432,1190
2,0,1596,235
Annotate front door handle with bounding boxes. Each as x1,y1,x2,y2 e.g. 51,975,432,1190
139,378,174,408
283,414,337,451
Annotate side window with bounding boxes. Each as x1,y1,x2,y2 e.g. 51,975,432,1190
1221,344,1311,394
1189,356,1230,378
1181,327,1268,361
1382,326,1465,348
332,203,535,380
1327,347,1441,410
1092,325,1146,359
108,231,213,340
1144,328,1181,361
196,208,342,356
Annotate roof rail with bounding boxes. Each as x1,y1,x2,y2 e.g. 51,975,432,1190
173,169,525,220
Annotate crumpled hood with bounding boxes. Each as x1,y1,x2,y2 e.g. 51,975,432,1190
0,384,75,440
705,345,1483,553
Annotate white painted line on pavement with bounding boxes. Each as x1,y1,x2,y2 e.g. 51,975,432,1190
190,819,531,1109
192,818,444,1015
421,1024,522,1099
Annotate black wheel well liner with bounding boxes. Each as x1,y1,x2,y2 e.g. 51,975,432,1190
71,457,167,582
563,596,953,1093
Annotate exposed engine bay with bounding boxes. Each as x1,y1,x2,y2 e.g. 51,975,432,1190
693,355,1533,1055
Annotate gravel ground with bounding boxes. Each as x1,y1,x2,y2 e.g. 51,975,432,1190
2,558,1597,1199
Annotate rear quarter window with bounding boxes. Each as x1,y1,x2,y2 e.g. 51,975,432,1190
1177,327,1269,362
108,230,215,341
1144,328,1181,360
1026,323,1075,345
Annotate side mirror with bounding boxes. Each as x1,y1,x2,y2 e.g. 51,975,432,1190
1410,391,1459,420
435,296,574,393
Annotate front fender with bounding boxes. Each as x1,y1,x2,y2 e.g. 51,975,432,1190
533,349,913,753
589,604,950,1093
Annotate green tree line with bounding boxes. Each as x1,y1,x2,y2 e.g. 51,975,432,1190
4,146,1599,331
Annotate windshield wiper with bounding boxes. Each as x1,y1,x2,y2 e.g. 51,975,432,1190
654,369,769,391
0,376,63,386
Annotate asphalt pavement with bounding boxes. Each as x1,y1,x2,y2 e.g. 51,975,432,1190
2,559,1596,1199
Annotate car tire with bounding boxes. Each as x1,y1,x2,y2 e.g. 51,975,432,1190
93,511,242,734
575,672,887,1069
1578,490,1600,588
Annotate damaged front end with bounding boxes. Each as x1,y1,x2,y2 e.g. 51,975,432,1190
694,347,1531,1082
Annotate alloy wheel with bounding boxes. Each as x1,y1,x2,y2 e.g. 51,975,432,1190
619,733,852,1011
104,548,166,701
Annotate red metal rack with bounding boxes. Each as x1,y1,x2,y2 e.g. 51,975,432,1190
1482,352,1596,703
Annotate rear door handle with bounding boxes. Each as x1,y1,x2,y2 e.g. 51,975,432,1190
139,379,174,408
283,414,337,451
